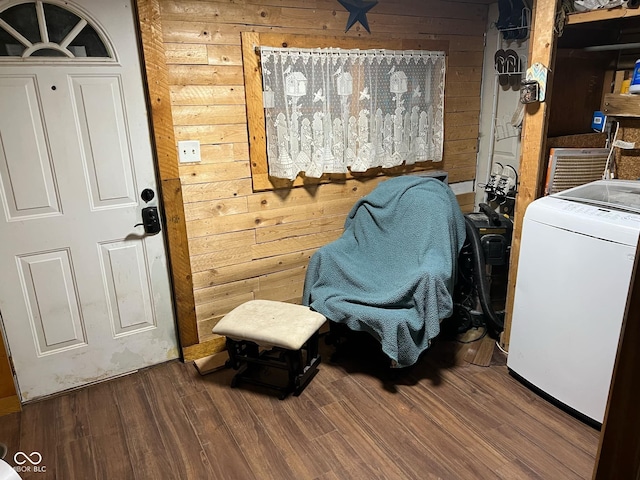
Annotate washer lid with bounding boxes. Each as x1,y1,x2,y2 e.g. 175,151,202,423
526,196,640,246
553,179,640,214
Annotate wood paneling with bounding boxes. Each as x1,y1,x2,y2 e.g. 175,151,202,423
136,0,199,348
174,124,248,144
160,2,486,36
157,0,488,353
168,64,244,85
170,85,246,105
172,104,247,125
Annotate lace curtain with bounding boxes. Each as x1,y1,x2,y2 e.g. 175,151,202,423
260,47,446,180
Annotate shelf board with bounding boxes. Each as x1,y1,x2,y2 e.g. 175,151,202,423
567,7,640,25
602,93,640,117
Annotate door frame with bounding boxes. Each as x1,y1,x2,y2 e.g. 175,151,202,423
134,0,225,360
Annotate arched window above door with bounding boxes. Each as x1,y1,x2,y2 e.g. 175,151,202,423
0,1,113,59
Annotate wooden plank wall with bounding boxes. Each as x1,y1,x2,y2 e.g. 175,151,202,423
158,0,490,347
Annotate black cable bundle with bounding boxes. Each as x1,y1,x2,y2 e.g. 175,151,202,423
463,216,505,335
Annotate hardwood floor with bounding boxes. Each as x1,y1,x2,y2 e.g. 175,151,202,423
0,335,599,479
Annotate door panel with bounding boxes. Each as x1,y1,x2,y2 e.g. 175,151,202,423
17,249,87,354
70,75,137,208
99,240,156,336
0,76,61,219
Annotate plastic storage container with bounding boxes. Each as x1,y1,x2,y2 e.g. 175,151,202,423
629,59,640,94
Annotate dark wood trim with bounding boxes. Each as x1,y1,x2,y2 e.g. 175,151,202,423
593,237,640,479
501,0,558,349
134,0,198,348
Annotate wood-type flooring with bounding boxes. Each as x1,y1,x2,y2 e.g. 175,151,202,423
0,333,599,479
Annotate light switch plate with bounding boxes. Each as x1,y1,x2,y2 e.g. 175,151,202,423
178,140,201,163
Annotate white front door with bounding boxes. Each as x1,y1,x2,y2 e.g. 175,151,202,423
0,0,178,401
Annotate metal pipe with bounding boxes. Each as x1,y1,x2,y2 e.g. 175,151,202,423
584,42,640,51
483,30,502,204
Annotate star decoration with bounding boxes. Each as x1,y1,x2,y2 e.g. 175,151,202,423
337,0,378,34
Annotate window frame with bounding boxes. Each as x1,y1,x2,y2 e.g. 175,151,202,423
0,0,115,63
241,32,449,191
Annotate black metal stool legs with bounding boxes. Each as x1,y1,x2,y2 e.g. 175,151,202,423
224,332,321,399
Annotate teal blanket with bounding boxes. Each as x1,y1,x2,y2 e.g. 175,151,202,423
302,176,466,367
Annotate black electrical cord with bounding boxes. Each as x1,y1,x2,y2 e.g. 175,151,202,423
463,216,505,334
455,327,488,344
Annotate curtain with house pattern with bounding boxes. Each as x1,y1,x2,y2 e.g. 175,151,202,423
260,47,446,180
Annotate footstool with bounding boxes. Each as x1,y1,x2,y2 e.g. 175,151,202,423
212,300,326,399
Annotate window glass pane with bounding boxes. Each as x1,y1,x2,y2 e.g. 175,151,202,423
43,3,81,44
0,2,111,59
0,26,25,56
31,48,67,57
69,24,108,57
0,3,40,44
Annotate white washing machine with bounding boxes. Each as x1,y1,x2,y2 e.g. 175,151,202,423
507,180,640,424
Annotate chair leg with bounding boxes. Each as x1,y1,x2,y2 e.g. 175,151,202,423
223,332,322,399
307,331,319,360
294,332,321,396
226,338,259,369
225,338,241,369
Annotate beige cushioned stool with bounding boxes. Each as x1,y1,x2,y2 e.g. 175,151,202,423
213,300,326,399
